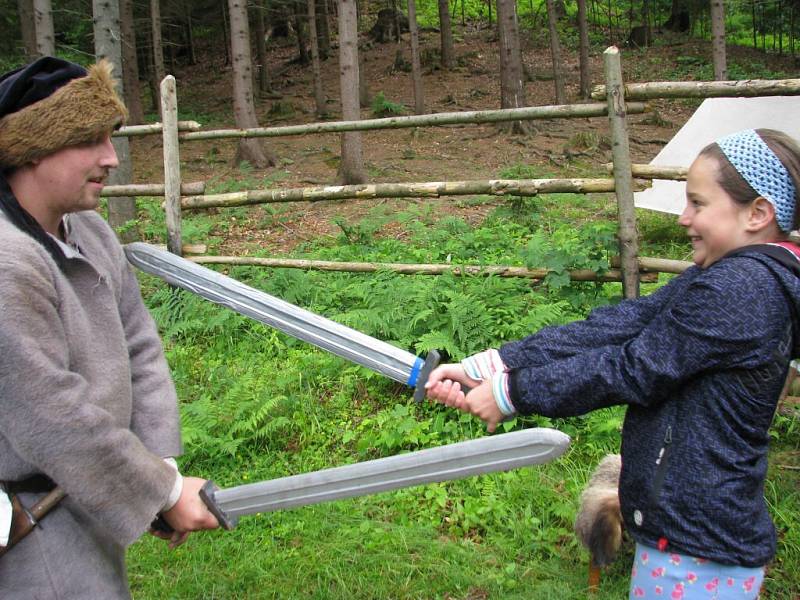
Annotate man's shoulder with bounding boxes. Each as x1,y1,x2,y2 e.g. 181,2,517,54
0,217,44,257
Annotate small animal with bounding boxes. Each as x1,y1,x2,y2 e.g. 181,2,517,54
574,454,623,568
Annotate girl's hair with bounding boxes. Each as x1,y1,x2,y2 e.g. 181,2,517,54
699,128,800,231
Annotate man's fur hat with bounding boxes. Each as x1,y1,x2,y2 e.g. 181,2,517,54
0,56,128,168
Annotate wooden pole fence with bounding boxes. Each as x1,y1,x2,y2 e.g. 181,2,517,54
114,120,202,137
610,255,693,274
101,181,206,197
604,46,640,299
605,164,688,180
591,78,800,101
180,178,639,210
188,255,660,282
161,75,183,256
179,102,647,141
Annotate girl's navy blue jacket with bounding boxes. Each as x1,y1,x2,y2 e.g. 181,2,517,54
498,247,800,566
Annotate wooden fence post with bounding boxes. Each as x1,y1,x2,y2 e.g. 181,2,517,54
603,46,640,299
161,75,182,256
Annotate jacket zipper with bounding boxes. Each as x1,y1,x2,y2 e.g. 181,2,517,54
648,425,673,506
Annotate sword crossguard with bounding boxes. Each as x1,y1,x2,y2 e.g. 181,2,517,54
413,350,441,403
200,480,239,530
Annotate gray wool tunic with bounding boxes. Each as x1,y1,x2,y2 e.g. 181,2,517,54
0,210,182,599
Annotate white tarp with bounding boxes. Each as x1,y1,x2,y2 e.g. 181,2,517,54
634,96,800,215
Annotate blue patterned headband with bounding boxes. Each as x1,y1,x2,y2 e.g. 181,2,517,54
716,129,797,232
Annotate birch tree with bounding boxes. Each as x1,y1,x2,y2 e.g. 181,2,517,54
710,0,728,79
228,0,276,166
337,0,366,183
93,0,136,240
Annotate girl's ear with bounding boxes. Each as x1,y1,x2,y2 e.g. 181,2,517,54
746,197,778,233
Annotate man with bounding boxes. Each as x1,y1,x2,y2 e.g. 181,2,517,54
0,56,218,598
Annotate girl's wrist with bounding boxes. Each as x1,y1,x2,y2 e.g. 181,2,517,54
491,372,517,416
461,348,507,382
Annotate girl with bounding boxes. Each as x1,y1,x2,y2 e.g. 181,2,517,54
425,129,800,598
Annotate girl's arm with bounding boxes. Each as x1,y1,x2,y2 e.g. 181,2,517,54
499,272,692,369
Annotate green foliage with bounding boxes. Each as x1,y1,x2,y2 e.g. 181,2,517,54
371,91,406,118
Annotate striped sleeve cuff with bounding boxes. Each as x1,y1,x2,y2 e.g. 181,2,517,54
491,372,517,416
461,349,507,381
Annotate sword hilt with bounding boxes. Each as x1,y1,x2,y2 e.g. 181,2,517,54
200,480,239,530
413,349,473,402
412,350,441,402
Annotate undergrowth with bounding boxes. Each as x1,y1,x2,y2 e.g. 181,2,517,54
127,188,799,598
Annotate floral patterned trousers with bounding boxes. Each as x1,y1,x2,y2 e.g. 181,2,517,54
629,543,765,599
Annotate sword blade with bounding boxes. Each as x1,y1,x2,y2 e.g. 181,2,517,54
125,243,433,391
201,428,570,529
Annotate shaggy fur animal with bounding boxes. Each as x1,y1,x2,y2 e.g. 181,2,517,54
0,59,127,168
574,454,623,567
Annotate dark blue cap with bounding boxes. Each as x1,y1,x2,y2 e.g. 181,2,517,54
0,57,87,120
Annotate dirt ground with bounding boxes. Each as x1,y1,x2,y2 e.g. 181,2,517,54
127,27,799,254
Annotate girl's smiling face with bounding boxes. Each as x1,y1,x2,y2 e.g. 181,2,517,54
679,155,756,269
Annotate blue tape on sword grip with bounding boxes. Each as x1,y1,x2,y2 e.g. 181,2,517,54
407,357,424,387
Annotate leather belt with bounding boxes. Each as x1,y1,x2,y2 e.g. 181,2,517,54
2,475,57,494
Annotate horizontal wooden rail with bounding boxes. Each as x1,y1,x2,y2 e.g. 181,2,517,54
102,181,206,197
179,102,647,141
592,78,800,100
188,255,660,282
611,255,692,274
114,120,202,137
605,163,688,180
180,178,641,210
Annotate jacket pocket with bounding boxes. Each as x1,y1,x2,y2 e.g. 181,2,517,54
648,425,673,506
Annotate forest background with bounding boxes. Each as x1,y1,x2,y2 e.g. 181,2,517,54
2,0,800,598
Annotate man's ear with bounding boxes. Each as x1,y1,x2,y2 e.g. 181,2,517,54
746,197,777,233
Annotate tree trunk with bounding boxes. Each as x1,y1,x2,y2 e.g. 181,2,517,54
183,0,197,64
438,0,454,69
577,0,591,99
150,0,165,114
358,51,371,108
337,0,366,184
93,0,137,241
408,0,425,114
32,0,55,56
254,1,271,95
308,0,328,117
17,0,37,59
317,0,332,58
221,0,231,66
710,0,727,79
545,0,566,104
228,0,276,167
120,0,144,124
294,0,311,64
496,0,528,133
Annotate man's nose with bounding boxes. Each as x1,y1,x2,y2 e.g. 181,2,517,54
99,136,119,168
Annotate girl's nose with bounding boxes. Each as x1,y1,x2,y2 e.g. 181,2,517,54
678,204,691,227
